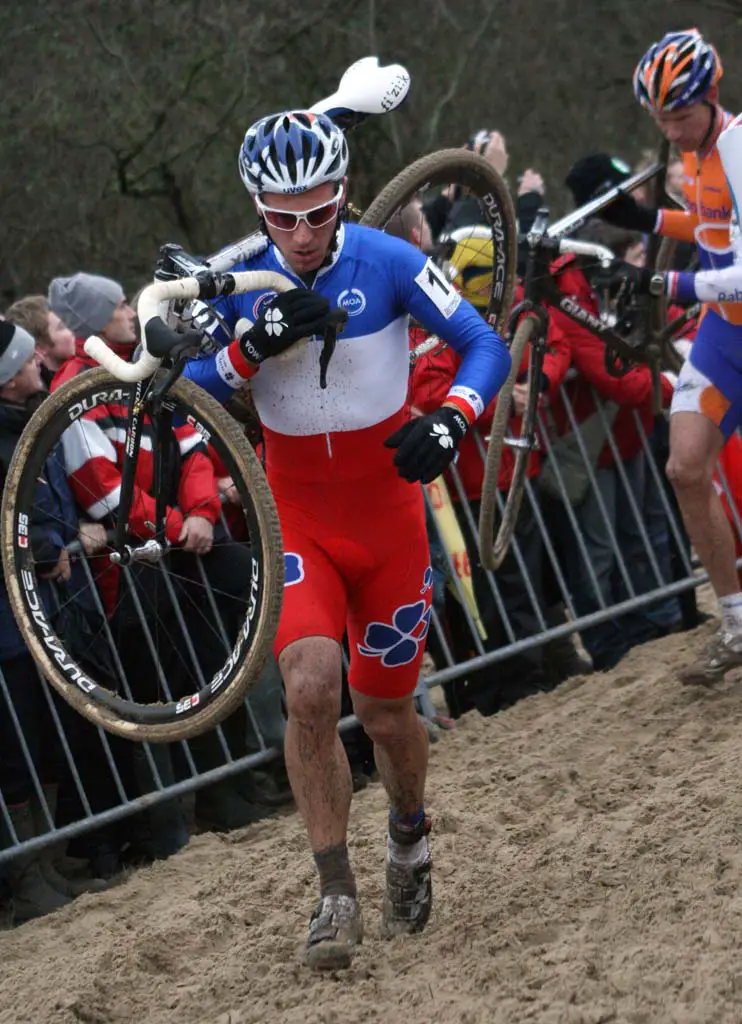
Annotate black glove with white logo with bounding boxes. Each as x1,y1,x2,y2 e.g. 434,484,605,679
238,288,332,364
384,406,469,484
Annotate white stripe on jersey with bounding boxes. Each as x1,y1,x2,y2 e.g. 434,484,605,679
61,420,153,476
86,485,123,520
250,315,410,435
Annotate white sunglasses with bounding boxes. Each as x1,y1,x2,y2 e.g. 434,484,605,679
255,187,343,232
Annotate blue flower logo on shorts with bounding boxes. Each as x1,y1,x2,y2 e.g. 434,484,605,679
285,552,304,587
420,566,433,595
358,599,431,667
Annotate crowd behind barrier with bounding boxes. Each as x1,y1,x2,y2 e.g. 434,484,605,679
0,129,737,929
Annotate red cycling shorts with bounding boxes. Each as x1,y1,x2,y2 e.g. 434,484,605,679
266,419,432,700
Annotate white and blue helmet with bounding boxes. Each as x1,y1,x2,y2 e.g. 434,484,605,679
238,110,349,195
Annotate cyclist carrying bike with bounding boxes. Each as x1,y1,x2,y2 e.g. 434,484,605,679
186,110,512,968
597,29,742,685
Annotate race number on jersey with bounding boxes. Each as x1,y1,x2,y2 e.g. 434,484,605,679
414,259,462,319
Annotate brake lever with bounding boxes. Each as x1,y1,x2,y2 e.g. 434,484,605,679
319,309,349,390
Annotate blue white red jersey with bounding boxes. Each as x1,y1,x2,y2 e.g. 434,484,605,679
183,223,510,462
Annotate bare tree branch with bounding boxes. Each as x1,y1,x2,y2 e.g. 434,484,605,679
367,0,378,52
85,14,156,114
177,84,248,169
1,0,738,296
422,9,498,152
691,0,739,11
433,0,462,31
249,0,361,60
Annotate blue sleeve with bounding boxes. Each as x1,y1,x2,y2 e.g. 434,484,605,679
390,239,511,415
182,292,242,404
182,353,236,405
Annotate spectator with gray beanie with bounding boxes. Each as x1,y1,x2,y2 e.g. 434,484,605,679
0,320,39,391
48,272,134,353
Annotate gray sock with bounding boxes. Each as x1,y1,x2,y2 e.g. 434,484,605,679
313,843,356,899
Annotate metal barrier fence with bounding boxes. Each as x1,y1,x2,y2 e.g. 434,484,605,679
0,384,738,873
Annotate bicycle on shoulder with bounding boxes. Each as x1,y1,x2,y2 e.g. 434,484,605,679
0,55,412,744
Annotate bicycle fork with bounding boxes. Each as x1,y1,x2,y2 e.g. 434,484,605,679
505,306,549,456
109,380,172,566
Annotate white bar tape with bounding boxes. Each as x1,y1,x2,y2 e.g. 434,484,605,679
84,271,295,382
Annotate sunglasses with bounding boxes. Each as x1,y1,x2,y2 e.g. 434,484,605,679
255,187,343,232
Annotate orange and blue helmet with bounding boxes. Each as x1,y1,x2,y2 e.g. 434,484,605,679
238,110,348,196
633,29,722,112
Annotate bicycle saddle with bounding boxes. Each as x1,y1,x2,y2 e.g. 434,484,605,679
311,56,410,121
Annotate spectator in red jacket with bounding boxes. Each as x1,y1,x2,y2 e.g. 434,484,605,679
540,227,683,670
409,237,581,715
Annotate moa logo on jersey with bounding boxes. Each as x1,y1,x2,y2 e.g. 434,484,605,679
253,291,278,320
337,288,366,316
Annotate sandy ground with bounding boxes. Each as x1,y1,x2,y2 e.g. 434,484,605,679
4,617,742,1024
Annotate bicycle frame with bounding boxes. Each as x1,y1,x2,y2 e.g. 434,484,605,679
409,160,672,368
476,195,669,574
545,159,666,240
112,378,146,559
517,212,651,371
108,353,203,565
474,149,689,573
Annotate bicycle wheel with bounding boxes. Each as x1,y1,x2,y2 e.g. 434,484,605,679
361,148,517,333
478,316,541,572
1,368,283,743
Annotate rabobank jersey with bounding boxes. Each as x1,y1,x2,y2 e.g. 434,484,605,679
661,110,742,327
183,223,510,450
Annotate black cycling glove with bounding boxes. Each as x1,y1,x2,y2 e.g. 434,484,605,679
599,193,658,234
238,289,331,364
384,407,469,485
590,259,662,299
